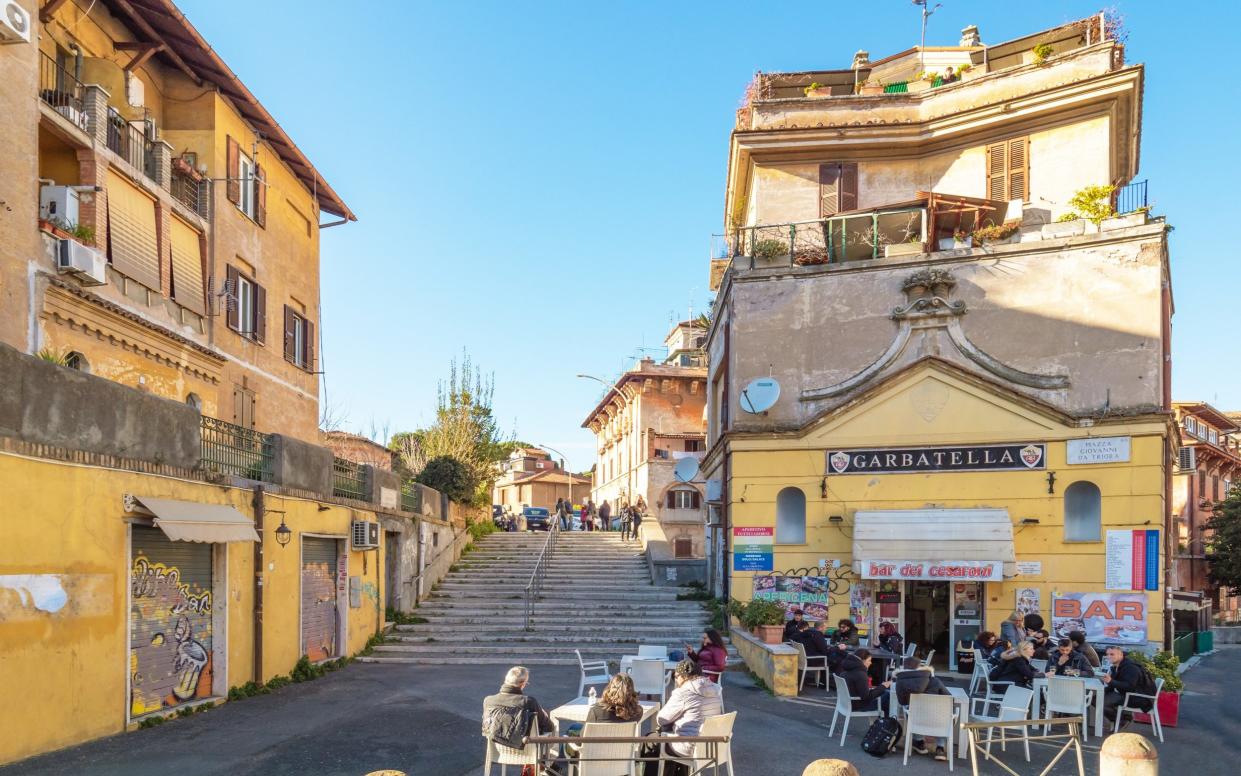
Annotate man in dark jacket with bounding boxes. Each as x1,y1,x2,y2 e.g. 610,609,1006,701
481,666,553,750
1046,638,1095,677
893,657,950,760
838,649,891,712
791,620,832,688
1101,646,1154,722
1030,629,1053,661
1068,630,1101,668
783,609,806,642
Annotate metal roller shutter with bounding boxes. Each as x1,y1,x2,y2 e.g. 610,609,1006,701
169,215,206,315
106,169,161,290
301,537,340,661
129,526,214,717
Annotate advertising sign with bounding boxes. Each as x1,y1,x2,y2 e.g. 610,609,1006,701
1052,592,1148,645
733,526,773,572
826,443,1045,475
861,560,1002,581
752,575,831,621
1015,587,1041,618
1106,530,1160,591
1066,436,1131,465
849,583,873,632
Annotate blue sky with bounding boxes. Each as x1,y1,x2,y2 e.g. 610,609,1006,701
180,1,1240,471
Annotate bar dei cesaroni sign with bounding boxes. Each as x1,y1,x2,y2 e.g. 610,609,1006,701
826,443,1046,475
863,560,1003,581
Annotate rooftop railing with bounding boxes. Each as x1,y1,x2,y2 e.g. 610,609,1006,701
38,52,87,130
1115,179,1148,215
200,415,273,481
332,456,367,500
724,205,926,269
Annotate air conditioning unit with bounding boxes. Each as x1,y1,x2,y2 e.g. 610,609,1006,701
57,239,107,285
0,1,32,44
40,185,81,226
1177,446,1196,472
351,520,379,550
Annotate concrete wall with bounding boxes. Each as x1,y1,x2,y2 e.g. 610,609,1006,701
0,0,40,352
270,433,334,496
415,517,469,602
730,627,799,696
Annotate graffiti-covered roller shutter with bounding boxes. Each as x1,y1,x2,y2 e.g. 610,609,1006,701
130,526,213,717
302,537,340,662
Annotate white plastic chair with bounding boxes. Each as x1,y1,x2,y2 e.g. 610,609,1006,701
920,649,936,668
702,669,725,710
904,642,918,659
1113,676,1165,742
970,685,1034,762
637,645,669,661
658,711,736,776
829,674,882,746
578,720,640,776
576,649,612,698
903,694,959,770
979,674,1014,716
1044,676,1091,741
483,717,540,775
968,648,990,697
789,641,828,692
628,658,667,705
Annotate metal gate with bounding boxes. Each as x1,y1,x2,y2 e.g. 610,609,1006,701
130,526,213,717
301,537,340,661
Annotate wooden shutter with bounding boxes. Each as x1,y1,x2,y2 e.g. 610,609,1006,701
226,266,240,331
839,162,858,212
1007,137,1029,202
986,142,1007,200
283,305,297,362
818,164,840,217
254,283,267,343
226,136,240,204
105,169,161,289
305,318,315,371
690,491,701,509
169,216,206,315
666,491,676,509
254,163,266,228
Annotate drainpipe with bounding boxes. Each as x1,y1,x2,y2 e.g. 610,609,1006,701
69,43,82,81
252,485,265,682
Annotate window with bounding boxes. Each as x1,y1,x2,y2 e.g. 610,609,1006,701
684,439,702,452
1064,481,1102,542
237,153,255,218
186,393,202,411
226,265,265,342
1209,429,1219,445
226,135,266,227
819,162,858,216
655,449,670,460
776,487,807,544
666,489,701,510
282,305,314,369
64,351,87,372
232,383,256,429
985,137,1029,202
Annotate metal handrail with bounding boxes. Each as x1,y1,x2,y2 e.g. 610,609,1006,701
523,519,560,631
726,205,927,268
529,734,729,776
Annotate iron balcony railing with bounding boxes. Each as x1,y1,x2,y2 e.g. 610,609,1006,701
171,166,205,216
332,456,367,501
400,480,421,512
1116,179,1149,215
39,51,87,130
106,107,156,180
524,519,560,631
721,205,926,269
200,415,273,481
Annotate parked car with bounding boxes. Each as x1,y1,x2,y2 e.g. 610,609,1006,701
523,506,551,531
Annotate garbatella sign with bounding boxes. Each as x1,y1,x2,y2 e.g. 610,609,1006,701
826,443,1046,475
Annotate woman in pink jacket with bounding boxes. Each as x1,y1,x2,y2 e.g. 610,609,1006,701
685,628,728,681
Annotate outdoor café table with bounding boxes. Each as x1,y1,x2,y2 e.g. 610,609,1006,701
547,696,661,735
619,655,680,674
1029,675,1105,738
886,677,970,759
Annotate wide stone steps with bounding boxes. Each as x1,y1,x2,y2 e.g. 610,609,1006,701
415,600,702,613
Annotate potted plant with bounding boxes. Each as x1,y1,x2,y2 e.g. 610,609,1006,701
803,82,831,98
972,220,1022,246
1026,42,1055,66
751,239,789,263
1128,650,1184,727
731,599,786,644
859,80,886,96
952,228,973,249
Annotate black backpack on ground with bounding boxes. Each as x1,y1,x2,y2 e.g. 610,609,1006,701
861,716,903,758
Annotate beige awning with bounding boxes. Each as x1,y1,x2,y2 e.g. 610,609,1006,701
853,509,1016,578
136,496,260,543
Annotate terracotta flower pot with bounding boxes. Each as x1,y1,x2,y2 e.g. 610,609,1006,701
756,625,784,645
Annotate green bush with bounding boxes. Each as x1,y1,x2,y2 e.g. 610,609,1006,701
1129,650,1183,693
752,239,789,260
730,598,785,629
416,455,477,503
1059,184,1116,225
265,675,291,691
138,715,167,729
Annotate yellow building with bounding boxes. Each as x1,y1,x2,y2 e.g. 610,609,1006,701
702,16,1174,666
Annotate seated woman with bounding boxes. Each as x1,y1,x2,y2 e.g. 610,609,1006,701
874,621,905,656
988,640,1039,689
587,674,644,723
685,629,728,682
974,631,1005,665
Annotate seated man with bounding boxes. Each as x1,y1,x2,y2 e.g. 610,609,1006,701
1030,629,1053,662
792,620,831,688
481,666,554,750
1046,638,1095,678
642,659,724,775
1101,645,1155,723
837,648,891,713
893,656,950,762
1068,630,1102,668
783,609,806,642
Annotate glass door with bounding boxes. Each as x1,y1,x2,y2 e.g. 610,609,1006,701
950,582,984,671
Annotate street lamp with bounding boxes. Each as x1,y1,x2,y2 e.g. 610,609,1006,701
269,509,292,547
537,442,574,511
576,373,611,388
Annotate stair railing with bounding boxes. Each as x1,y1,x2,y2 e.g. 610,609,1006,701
524,518,561,631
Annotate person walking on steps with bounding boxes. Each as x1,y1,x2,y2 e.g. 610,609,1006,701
631,504,643,543
599,499,612,534
620,504,632,541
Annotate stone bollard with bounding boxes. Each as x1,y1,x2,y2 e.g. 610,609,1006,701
1100,733,1158,776
801,759,860,776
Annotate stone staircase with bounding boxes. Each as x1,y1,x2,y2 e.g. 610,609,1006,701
361,531,724,666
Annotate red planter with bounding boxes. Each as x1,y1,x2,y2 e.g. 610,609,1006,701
1133,691,1180,727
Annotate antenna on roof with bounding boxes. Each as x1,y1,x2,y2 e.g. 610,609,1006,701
913,0,943,75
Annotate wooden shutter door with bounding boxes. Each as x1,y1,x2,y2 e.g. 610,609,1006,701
283,305,297,362
305,319,315,371
226,136,240,204
986,142,1008,200
225,266,240,331
818,163,840,217
1007,138,1029,202
666,491,676,509
254,164,266,227
254,283,267,343
839,162,858,212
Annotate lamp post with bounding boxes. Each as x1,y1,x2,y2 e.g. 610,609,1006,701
913,0,942,76
538,442,574,527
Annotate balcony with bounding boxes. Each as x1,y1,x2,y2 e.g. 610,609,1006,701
171,160,206,216
106,107,156,180
38,52,88,132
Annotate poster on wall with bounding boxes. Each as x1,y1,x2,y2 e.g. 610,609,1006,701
1106,530,1160,591
1015,587,1041,618
733,527,773,572
849,583,873,634
1052,592,1148,645
752,576,831,621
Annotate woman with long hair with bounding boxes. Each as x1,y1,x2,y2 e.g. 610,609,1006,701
587,674,643,722
685,629,728,682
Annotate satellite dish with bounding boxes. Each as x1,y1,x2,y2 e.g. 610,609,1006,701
673,456,700,483
740,378,781,414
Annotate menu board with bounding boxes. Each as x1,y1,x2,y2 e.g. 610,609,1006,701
1106,530,1160,591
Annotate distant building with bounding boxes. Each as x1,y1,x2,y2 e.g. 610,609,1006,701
492,447,591,512
582,321,708,578
322,431,395,471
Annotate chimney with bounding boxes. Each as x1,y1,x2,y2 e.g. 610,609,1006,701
852,50,870,69
959,25,981,47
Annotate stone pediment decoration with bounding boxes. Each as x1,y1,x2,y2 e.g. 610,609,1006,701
801,268,1070,401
